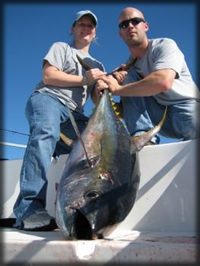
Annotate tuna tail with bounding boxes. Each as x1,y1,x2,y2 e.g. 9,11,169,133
131,106,167,153
76,54,136,74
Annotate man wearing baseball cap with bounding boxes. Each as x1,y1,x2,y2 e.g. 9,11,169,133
13,10,105,231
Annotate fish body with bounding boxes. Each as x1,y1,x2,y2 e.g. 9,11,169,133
55,90,140,239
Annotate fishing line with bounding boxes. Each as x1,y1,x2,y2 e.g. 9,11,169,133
0,128,29,136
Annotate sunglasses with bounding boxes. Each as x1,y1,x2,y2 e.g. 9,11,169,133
119,17,145,29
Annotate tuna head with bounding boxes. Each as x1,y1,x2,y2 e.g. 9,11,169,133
56,158,139,240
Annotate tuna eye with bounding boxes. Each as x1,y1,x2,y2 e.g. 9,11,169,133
84,191,99,199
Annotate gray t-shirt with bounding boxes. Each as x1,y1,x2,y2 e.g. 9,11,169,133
35,42,105,113
125,38,200,105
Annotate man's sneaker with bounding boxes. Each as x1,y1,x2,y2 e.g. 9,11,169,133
22,209,58,231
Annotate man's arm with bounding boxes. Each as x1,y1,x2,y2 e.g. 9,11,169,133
99,69,176,97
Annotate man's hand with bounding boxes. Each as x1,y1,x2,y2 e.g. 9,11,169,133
97,75,122,95
95,79,109,97
112,70,127,84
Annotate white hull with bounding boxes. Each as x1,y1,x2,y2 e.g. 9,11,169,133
0,140,197,263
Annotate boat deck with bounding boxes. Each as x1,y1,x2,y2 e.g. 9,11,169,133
1,228,197,264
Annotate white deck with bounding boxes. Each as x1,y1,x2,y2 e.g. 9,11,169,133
0,140,198,264
1,229,196,264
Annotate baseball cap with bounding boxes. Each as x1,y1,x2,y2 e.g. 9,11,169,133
73,10,98,26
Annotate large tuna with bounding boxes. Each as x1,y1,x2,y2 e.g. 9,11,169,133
55,88,167,240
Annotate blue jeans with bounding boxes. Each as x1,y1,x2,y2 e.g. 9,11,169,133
121,68,199,143
121,96,199,143
13,92,88,228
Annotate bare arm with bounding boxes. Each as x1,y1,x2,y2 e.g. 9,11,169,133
99,69,176,96
43,61,104,88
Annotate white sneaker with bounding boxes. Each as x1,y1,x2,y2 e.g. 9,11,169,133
23,209,57,231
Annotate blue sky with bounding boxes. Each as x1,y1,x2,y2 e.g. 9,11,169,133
1,2,198,159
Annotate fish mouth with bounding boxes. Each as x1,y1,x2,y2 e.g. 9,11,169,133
74,210,103,240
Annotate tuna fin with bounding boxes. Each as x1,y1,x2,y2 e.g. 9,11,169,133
110,96,121,117
60,133,74,148
65,105,92,168
131,106,167,153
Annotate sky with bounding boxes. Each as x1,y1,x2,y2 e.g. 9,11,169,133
1,2,198,159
